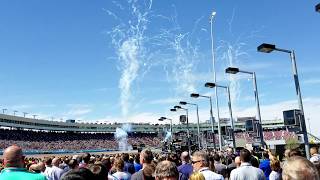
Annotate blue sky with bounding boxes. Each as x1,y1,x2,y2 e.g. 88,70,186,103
0,1,320,135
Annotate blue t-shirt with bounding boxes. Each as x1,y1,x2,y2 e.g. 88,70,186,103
134,162,142,172
259,159,271,180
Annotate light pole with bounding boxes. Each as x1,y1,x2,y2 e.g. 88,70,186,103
173,105,191,154
225,67,265,148
33,114,37,119
23,112,28,118
13,110,18,116
316,3,320,12
205,82,236,149
180,101,201,150
159,117,173,135
191,93,217,150
2,108,7,114
258,43,310,159
210,10,222,151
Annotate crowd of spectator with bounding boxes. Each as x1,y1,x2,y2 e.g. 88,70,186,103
0,129,162,151
1,144,320,180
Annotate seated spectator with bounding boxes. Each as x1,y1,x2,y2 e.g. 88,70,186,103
154,160,179,180
191,151,224,180
0,145,46,180
282,156,319,180
230,149,265,180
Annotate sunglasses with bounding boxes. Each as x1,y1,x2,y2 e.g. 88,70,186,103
191,160,203,164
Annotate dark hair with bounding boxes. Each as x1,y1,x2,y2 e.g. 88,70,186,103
213,154,220,162
61,168,95,180
45,158,52,166
88,164,108,180
122,153,130,162
263,151,269,159
141,149,153,164
68,159,78,169
240,149,251,163
82,153,91,164
250,156,260,168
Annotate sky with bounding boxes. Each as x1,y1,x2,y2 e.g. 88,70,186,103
0,1,320,135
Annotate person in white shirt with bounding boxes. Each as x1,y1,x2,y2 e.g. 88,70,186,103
229,149,265,180
310,147,320,163
112,158,131,180
191,151,224,180
51,158,66,180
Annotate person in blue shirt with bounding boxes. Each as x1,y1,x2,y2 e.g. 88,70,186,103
133,154,142,172
178,151,193,180
259,151,272,180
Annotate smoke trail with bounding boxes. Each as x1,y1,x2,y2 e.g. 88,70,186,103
108,0,153,116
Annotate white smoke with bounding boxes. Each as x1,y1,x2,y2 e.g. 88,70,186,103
164,131,172,142
114,123,133,151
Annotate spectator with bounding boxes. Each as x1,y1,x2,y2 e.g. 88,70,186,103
61,168,95,180
189,172,205,180
134,154,142,172
44,157,53,179
269,157,281,180
191,151,224,180
112,158,131,180
260,151,272,180
310,147,320,164
282,156,319,180
0,145,46,180
122,153,135,174
230,149,265,180
213,153,228,178
79,153,90,168
131,148,155,180
154,160,179,180
50,157,66,180
178,151,193,180
235,156,241,168
88,164,109,180
288,149,302,157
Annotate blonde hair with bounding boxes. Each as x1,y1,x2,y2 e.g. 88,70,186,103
189,172,205,180
282,156,319,180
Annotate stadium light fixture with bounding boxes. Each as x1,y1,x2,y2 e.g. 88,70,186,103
190,93,216,150
190,93,200,98
13,110,18,116
316,3,320,12
174,105,182,109
23,112,28,118
225,67,240,74
225,67,265,148
2,108,7,114
257,43,310,159
205,82,236,149
170,108,177,112
179,101,187,105
179,100,201,150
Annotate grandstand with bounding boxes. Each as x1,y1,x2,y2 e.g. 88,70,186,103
0,113,318,154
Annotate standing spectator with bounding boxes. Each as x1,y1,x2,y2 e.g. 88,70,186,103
282,156,319,180
50,158,65,180
260,152,272,180
131,149,155,180
134,154,142,172
44,157,53,180
112,158,131,180
310,147,320,164
213,153,228,178
189,172,205,180
269,158,282,180
234,156,241,168
61,168,95,180
191,151,224,180
178,151,193,180
230,149,265,180
122,153,135,174
154,160,179,180
0,145,46,180
79,153,90,168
